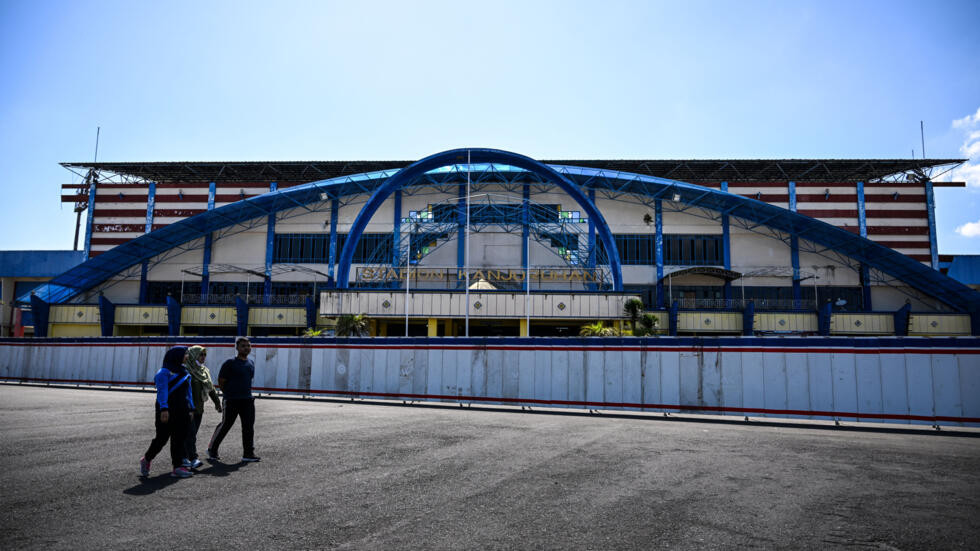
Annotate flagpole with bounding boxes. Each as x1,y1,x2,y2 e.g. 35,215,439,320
525,227,530,336
465,150,471,337
405,224,411,337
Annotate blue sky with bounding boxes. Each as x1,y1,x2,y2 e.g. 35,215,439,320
1,0,979,251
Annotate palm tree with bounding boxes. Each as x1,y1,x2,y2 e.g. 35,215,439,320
336,313,369,337
579,322,608,337
636,313,658,336
623,298,644,333
579,322,618,337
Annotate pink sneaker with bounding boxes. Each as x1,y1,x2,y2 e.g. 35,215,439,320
170,467,193,478
139,457,151,477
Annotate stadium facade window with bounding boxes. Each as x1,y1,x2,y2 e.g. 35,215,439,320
427,203,564,224
145,281,202,304
13,281,44,304
273,233,393,264
599,234,722,266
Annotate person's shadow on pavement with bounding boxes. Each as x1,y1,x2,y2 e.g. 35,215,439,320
196,459,245,477
123,460,247,494
123,474,182,495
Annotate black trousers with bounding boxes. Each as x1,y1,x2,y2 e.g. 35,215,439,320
184,410,204,461
144,405,191,469
208,398,255,457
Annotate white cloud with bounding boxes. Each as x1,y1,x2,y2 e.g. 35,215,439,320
952,107,980,188
953,107,980,129
956,219,980,237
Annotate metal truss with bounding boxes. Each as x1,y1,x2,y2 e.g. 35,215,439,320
356,193,611,289
31,152,980,312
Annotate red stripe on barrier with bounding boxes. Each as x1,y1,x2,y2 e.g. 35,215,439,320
6,377,973,424
0,342,978,354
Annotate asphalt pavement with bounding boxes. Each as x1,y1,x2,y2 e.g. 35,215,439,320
1,384,978,550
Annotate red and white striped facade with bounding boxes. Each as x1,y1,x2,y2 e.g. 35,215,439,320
61,174,953,264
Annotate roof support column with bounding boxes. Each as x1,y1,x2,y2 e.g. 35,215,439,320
857,181,872,310
926,179,939,270
263,182,277,305
392,189,402,270
201,181,216,303
457,182,467,289
82,172,97,258
327,197,339,286
655,199,664,308
789,181,801,306
721,181,732,302
587,187,597,292
522,183,530,292
139,181,156,304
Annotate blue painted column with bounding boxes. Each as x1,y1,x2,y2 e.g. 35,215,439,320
29,294,49,337
234,296,248,337
893,303,911,336
139,182,156,303
82,172,97,258
165,294,181,336
392,189,402,268
457,182,467,288
857,181,872,310
327,197,339,286
587,187,597,292
925,179,939,270
98,294,115,337
788,181,801,305
201,181,216,303
721,181,732,301
742,300,755,336
655,199,664,308
263,182,277,304
522,183,530,292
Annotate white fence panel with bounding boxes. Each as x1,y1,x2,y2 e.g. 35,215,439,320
2,338,978,426
878,353,909,424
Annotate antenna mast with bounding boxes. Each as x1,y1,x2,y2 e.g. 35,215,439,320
73,127,100,251
920,120,926,158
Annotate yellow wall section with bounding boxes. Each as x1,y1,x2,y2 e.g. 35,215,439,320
115,306,167,325
830,314,894,335
677,312,742,333
248,308,306,327
49,324,100,337
754,313,818,333
48,305,99,324
908,314,971,336
181,307,237,325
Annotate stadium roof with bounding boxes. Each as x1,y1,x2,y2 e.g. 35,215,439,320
62,158,966,185
29,150,980,311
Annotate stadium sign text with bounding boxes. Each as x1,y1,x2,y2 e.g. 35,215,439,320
356,267,603,283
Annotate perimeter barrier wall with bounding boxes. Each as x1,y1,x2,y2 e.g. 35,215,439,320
1,337,978,427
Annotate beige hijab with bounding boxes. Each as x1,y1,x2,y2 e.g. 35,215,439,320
184,345,215,389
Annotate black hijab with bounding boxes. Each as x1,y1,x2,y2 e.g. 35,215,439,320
162,346,188,374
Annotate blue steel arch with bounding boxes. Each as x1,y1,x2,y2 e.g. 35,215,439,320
22,153,980,313
335,148,624,291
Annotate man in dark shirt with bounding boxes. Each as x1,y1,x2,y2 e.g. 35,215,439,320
207,337,260,463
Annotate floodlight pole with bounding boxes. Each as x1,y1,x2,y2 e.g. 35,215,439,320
405,224,411,337
465,150,471,337
526,228,530,335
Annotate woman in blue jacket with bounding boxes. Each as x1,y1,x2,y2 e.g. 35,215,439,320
139,346,196,478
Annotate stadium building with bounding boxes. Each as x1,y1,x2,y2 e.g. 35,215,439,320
11,148,979,338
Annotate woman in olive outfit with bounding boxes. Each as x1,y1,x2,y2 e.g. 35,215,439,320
183,345,222,468
139,346,195,478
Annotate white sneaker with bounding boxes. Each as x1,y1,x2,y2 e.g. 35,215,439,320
190,458,204,469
